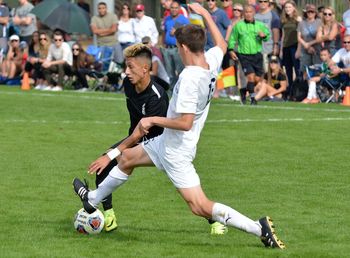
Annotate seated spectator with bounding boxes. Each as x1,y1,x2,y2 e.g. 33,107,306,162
67,42,96,91
142,36,170,86
1,34,23,80
254,55,287,102
302,48,337,104
25,31,51,89
42,31,73,91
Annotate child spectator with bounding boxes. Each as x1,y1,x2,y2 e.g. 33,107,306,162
302,48,337,104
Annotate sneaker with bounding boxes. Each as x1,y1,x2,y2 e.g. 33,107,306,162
259,216,285,249
104,208,118,232
42,85,52,91
51,86,63,91
228,95,241,101
76,87,89,92
34,84,44,90
210,222,228,235
72,178,96,214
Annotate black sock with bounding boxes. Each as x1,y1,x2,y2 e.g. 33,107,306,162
247,81,255,94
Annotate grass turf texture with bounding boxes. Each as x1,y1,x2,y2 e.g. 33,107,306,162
1,86,350,258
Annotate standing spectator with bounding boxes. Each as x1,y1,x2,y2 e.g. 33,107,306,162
133,4,159,46
118,2,135,50
255,0,281,72
206,0,230,50
316,6,339,57
142,36,170,86
225,3,244,100
91,2,123,65
91,1,118,47
280,0,301,100
246,0,259,12
221,0,234,20
77,0,90,15
42,31,72,91
12,0,37,44
162,0,188,89
228,5,270,105
1,34,23,80
0,0,9,55
343,2,350,36
297,4,321,78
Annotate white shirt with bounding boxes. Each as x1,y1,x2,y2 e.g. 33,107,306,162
161,47,223,158
118,18,136,44
133,15,159,46
332,48,350,68
46,42,73,66
343,9,350,35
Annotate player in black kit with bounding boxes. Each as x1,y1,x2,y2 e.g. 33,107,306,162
94,44,169,231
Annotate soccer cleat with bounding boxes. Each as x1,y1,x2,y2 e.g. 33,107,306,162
72,178,96,214
210,222,228,235
250,97,258,105
259,216,286,249
104,208,118,232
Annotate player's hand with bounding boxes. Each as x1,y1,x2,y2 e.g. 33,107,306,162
138,117,153,135
88,155,111,175
187,2,207,16
229,51,238,61
257,31,265,38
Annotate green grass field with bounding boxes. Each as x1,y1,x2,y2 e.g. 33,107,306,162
1,86,350,258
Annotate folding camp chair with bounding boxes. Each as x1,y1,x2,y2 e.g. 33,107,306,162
85,45,121,91
306,64,347,103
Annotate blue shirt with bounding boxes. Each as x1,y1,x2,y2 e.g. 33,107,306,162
206,8,230,49
164,14,189,46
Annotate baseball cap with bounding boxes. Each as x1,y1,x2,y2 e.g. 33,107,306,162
9,34,20,41
269,55,280,63
135,4,144,11
141,36,151,44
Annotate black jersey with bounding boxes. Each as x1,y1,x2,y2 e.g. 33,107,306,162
123,76,169,141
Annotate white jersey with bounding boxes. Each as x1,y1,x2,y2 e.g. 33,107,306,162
161,46,223,158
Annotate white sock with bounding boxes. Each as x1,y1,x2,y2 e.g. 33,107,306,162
212,202,261,237
88,166,129,206
307,81,317,99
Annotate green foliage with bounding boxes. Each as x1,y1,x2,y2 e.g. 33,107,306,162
1,87,350,258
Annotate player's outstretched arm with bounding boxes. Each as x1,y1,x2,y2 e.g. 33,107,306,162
88,125,145,175
187,3,227,54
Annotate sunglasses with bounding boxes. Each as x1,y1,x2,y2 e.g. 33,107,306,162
233,8,243,12
259,0,269,3
72,48,80,51
39,37,47,41
323,12,332,16
344,41,350,44
220,0,229,2
54,38,63,42
207,0,216,2
306,10,315,13
11,39,19,42
136,10,143,12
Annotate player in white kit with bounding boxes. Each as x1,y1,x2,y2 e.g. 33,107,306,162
73,3,285,249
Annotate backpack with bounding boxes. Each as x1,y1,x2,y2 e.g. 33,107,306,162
291,77,308,102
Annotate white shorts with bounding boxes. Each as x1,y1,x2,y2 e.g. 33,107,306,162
142,135,200,189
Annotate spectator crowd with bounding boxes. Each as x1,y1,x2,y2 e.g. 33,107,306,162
0,0,350,104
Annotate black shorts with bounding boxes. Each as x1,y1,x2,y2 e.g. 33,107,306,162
237,53,264,77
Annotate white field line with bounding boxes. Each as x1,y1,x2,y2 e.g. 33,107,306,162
2,91,350,113
0,91,124,101
3,117,350,125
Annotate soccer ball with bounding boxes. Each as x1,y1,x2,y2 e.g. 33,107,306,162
73,208,105,234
